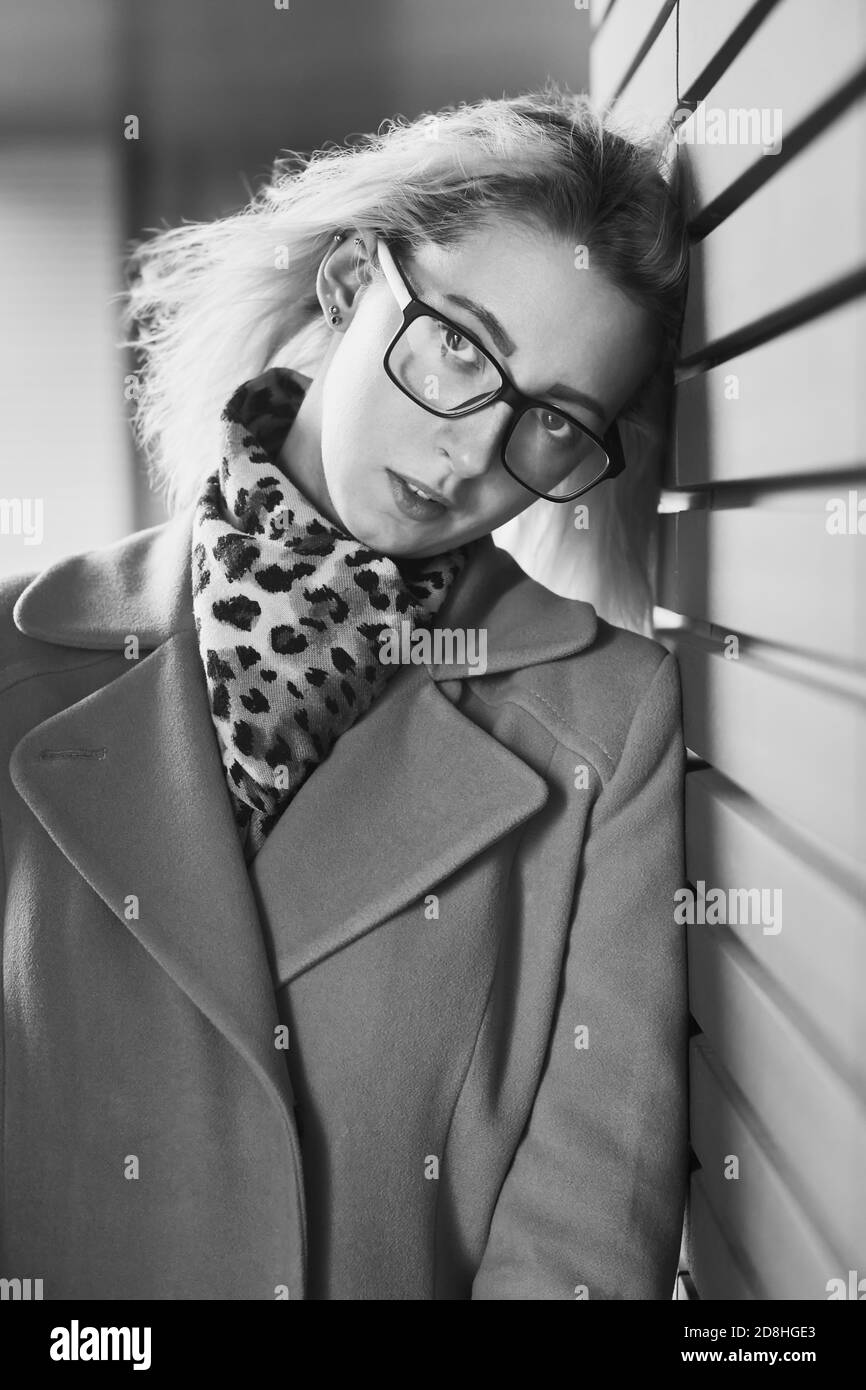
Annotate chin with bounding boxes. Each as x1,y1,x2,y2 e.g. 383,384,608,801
333,497,425,558
336,507,402,556
368,525,429,560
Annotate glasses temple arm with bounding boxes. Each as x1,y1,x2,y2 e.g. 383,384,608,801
604,419,626,475
374,238,413,313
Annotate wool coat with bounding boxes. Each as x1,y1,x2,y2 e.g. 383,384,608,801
0,504,688,1300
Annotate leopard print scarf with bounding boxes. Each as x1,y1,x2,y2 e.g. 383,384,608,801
191,367,466,864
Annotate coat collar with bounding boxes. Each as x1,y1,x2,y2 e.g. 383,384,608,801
11,502,597,677
9,505,598,1176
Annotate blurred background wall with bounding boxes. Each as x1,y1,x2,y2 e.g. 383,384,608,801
0,0,591,575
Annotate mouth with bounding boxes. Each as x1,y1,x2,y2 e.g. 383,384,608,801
385,468,452,521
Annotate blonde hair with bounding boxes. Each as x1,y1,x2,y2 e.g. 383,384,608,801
119,81,688,634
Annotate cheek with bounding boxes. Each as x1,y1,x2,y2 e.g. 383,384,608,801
321,367,446,512
319,317,409,482
485,487,539,534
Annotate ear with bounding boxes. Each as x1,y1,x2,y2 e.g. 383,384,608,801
315,230,376,329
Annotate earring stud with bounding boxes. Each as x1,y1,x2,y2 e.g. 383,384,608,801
328,304,343,327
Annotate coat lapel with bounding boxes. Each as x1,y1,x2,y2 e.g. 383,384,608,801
9,505,598,1071
246,659,549,986
8,621,297,1113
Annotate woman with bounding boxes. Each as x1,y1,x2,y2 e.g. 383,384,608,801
0,86,690,1299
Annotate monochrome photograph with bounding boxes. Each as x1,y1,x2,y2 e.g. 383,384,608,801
0,0,864,1353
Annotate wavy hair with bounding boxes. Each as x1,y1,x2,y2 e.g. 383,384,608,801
119,81,689,635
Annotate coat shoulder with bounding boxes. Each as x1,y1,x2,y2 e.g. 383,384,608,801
0,569,45,680
0,568,101,693
477,570,680,782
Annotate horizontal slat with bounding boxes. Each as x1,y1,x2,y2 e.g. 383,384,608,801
677,0,777,101
677,0,866,223
686,769,866,1089
688,1171,759,1299
591,0,673,106
687,924,866,1267
681,94,866,358
610,3,678,128
589,0,617,34
658,499,866,666
691,1036,843,1298
670,630,866,866
674,296,866,485
610,0,772,130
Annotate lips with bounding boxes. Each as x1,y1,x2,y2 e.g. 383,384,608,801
385,468,451,521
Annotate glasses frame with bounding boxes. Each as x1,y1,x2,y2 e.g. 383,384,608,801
373,236,626,504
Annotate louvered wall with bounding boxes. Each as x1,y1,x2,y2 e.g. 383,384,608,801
591,0,866,1301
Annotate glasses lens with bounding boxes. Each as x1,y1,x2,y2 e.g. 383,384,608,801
504,407,609,500
387,312,503,413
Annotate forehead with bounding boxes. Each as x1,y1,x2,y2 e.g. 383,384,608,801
404,221,659,428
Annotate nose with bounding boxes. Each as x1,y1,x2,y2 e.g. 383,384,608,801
437,402,512,481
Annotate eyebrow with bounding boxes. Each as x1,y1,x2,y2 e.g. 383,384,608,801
444,293,517,358
546,380,608,420
443,295,608,421
405,260,609,423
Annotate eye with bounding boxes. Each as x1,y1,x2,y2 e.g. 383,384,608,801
437,321,482,368
538,410,573,440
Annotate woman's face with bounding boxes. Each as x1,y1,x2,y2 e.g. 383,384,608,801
281,219,660,559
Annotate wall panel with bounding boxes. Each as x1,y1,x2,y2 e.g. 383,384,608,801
593,0,866,1300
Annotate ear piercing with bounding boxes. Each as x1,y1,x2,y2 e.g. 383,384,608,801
326,233,364,327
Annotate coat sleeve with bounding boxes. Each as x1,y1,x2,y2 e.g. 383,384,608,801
471,650,689,1300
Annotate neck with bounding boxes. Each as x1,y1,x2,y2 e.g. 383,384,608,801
276,371,345,529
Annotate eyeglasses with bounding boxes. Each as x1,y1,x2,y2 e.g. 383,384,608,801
374,237,626,504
